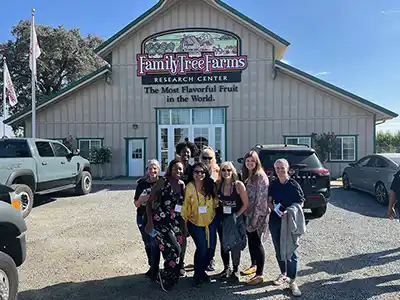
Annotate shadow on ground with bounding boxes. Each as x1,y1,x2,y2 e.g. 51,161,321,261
298,247,400,277
18,272,400,300
328,187,389,219
19,249,400,300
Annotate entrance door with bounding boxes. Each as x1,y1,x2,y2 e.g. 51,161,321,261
127,138,146,177
157,108,226,173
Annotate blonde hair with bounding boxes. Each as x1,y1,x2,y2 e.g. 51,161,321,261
146,159,161,175
219,161,239,182
200,146,219,180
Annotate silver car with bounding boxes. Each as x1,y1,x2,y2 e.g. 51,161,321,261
342,153,400,205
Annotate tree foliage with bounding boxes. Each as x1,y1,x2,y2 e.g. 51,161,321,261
0,20,105,117
376,131,400,153
311,132,338,163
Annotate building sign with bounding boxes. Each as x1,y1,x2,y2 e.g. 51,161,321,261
137,28,248,85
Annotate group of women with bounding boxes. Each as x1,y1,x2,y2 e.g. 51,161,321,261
133,141,306,297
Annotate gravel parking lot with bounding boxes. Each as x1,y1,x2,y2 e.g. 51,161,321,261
17,185,400,300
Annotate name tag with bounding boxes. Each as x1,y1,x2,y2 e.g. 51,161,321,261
175,204,182,213
198,205,207,214
223,206,232,214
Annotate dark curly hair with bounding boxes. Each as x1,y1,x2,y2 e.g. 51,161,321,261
189,162,216,198
176,141,199,158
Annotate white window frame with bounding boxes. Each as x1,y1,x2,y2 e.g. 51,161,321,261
284,136,312,147
78,139,102,160
329,136,356,162
157,108,226,173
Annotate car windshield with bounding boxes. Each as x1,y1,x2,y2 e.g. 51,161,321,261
258,150,323,170
0,140,31,158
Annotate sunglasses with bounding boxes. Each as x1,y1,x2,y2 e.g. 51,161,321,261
194,170,205,175
221,169,232,172
202,156,213,160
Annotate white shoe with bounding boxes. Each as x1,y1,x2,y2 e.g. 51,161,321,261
289,279,302,297
273,274,287,286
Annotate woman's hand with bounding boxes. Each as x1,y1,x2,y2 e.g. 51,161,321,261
145,220,154,234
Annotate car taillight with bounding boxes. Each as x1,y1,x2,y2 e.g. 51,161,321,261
264,169,273,176
312,169,329,175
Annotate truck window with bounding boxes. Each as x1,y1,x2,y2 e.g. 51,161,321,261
36,142,55,157
51,142,69,157
0,140,31,158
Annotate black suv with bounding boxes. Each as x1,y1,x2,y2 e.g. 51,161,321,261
237,144,330,219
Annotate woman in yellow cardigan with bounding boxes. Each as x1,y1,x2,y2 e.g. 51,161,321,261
181,162,219,287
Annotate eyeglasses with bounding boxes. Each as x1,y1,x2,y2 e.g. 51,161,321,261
194,170,205,175
202,156,213,160
221,169,232,172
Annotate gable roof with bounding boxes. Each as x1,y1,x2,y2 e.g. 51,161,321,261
274,60,398,121
4,65,112,126
94,0,290,58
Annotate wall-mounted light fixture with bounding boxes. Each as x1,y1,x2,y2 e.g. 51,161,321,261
132,124,139,130
105,74,112,84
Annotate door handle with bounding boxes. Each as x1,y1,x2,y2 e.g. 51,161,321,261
61,161,66,164
42,162,47,165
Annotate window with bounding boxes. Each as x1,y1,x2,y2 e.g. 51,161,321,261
0,140,31,158
258,150,323,170
36,142,54,157
192,109,211,124
357,156,371,167
330,136,356,162
78,139,102,159
212,108,225,124
285,136,312,147
51,142,70,157
171,109,190,125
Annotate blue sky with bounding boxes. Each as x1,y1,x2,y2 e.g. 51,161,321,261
1,0,399,133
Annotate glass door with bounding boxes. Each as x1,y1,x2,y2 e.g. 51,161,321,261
192,127,210,158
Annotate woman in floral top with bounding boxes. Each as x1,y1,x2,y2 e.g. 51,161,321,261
146,158,185,292
241,150,270,285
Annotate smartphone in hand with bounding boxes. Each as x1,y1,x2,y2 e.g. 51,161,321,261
274,203,286,217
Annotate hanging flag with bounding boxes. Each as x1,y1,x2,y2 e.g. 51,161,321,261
3,60,18,107
29,11,41,81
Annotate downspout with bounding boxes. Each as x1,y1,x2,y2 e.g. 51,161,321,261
272,44,277,79
374,118,386,154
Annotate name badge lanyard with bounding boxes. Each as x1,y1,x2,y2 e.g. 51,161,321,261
194,182,204,207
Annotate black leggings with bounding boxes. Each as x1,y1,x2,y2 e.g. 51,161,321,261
246,230,265,276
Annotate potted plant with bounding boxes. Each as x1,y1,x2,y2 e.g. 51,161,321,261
89,147,112,179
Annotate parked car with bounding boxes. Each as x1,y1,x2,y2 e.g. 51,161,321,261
0,137,93,218
237,144,331,219
0,184,27,300
342,153,400,205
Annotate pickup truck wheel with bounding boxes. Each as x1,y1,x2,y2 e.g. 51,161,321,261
76,171,92,195
10,184,34,219
0,252,18,300
311,205,327,218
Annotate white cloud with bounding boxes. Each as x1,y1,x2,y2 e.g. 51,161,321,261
313,71,330,76
381,10,400,14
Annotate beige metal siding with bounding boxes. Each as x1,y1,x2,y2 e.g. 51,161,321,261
25,0,374,179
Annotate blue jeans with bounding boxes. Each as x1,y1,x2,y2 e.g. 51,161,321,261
187,217,218,280
269,215,298,280
137,214,160,272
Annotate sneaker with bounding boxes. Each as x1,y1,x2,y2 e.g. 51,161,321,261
206,260,215,272
218,267,231,280
246,275,264,285
241,266,257,276
180,268,186,277
229,271,240,284
273,274,287,286
289,280,302,297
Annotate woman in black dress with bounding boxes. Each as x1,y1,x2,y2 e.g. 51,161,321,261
145,158,185,292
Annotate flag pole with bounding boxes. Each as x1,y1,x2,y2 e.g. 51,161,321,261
2,56,6,137
31,8,36,138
